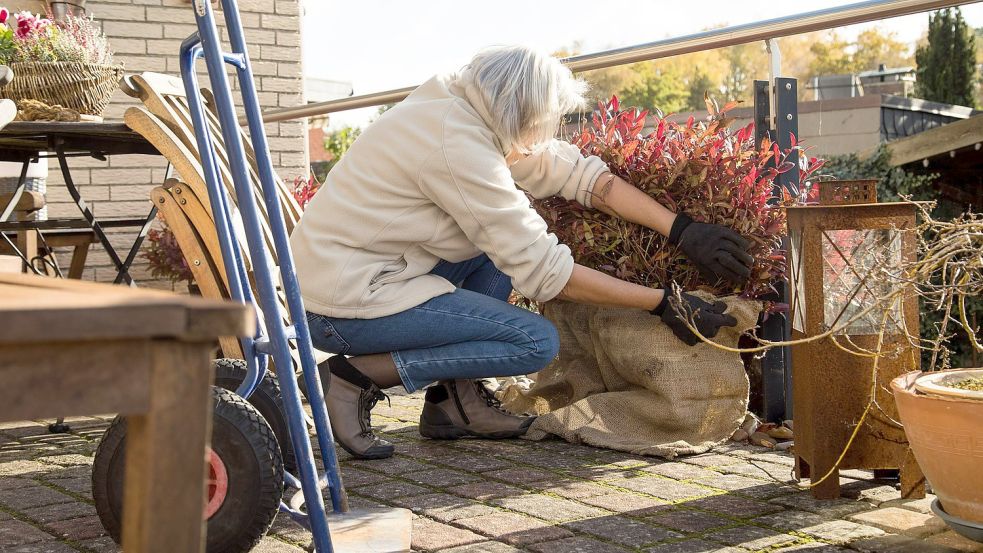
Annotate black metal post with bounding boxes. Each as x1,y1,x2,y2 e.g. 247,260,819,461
773,77,799,420
753,78,798,423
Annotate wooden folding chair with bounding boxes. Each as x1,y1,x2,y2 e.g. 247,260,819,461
121,72,308,365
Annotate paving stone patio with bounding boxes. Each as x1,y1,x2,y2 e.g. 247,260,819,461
1,392,981,553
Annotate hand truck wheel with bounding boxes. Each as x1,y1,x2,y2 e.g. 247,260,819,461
92,387,284,553
213,357,297,475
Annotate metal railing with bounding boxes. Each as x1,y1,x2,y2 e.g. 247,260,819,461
255,0,978,124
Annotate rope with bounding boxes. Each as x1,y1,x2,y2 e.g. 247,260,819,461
14,99,80,122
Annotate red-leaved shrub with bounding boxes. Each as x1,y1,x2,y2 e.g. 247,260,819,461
536,96,823,299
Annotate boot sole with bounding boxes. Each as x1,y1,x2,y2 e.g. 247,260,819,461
334,438,394,460
418,420,530,440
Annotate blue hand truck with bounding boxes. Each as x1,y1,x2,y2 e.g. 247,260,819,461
92,0,412,551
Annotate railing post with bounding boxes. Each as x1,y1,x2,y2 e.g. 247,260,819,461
753,74,799,423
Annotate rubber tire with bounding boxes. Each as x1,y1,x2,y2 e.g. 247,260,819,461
213,358,297,474
92,387,284,553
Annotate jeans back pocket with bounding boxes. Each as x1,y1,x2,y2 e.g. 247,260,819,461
305,312,351,355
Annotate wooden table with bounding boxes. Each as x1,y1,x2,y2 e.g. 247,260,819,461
0,274,253,552
0,121,162,283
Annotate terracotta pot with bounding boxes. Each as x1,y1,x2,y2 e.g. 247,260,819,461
892,370,983,523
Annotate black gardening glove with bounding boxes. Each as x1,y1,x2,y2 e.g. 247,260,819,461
652,290,738,346
668,213,754,285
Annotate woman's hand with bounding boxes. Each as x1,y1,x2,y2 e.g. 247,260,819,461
668,213,754,285
651,290,738,346
591,172,753,285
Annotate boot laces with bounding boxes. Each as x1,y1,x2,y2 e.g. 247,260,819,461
473,380,509,414
358,387,390,438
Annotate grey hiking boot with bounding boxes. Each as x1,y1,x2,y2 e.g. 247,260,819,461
419,379,535,440
323,355,395,459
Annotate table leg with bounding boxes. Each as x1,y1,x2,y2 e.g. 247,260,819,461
121,340,215,553
54,140,134,285
114,205,158,285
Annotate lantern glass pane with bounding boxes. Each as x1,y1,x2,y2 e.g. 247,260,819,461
822,229,903,335
789,228,806,333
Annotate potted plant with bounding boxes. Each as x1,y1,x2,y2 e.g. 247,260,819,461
0,7,121,117
143,219,195,293
889,212,983,542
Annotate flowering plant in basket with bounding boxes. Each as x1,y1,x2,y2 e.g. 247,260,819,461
536,96,824,301
0,8,113,65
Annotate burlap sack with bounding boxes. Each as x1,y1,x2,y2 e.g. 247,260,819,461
501,294,760,458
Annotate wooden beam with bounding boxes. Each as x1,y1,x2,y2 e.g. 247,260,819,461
869,116,983,167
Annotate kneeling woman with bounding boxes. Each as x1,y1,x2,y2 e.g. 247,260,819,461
291,46,753,459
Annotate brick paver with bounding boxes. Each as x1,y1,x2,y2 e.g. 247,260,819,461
849,506,949,538
0,391,969,552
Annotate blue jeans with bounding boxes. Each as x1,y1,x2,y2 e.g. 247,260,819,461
305,254,560,392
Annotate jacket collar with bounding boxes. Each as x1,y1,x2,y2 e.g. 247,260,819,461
447,71,507,155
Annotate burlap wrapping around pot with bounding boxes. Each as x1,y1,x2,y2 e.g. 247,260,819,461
501,294,760,458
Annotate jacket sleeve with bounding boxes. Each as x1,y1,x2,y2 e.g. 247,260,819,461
509,139,609,208
418,108,574,301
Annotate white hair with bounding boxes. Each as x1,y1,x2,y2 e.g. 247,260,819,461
456,45,588,156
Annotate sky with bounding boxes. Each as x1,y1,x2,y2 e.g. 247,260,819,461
300,1,983,128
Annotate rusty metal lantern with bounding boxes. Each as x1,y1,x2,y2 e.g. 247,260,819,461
786,197,925,500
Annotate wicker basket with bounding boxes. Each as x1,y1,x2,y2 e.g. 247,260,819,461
1,61,124,116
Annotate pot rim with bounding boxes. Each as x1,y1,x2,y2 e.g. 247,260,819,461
892,369,983,404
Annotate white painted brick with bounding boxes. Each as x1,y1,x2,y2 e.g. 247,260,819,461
239,12,260,28
94,199,154,217
145,6,195,22
276,61,301,78
275,0,299,15
73,186,112,201
111,38,148,54
265,136,301,150
110,155,169,169
97,5,147,21
47,169,91,186
250,60,277,76
111,183,157,201
276,92,302,107
46,203,81,218
237,0,275,11
259,44,298,62
278,121,305,138
275,30,300,47
279,151,307,167
259,13,296,31
104,21,164,38
261,76,301,93
151,168,170,183
55,155,109,169
244,28,276,45
145,39,178,56
92,168,154,185
163,23,199,39
114,54,168,72
256,91,278,106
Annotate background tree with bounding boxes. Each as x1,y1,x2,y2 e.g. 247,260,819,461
618,63,689,113
975,27,983,107
685,69,717,111
915,7,977,106
852,27,914,72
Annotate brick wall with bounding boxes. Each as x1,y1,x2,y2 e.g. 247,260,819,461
44,0,307,289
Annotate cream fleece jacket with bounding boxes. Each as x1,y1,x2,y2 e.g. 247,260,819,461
290,73,608,319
